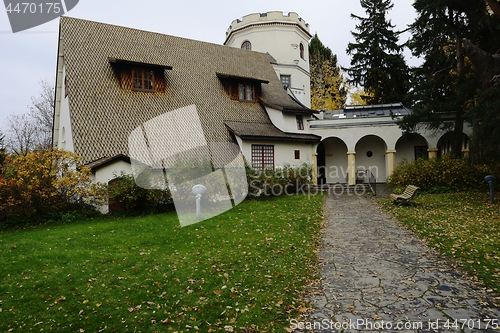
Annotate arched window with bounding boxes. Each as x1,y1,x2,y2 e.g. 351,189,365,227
241,41,252,50
299,43,305,60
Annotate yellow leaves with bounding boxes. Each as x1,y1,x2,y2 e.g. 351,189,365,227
297,305,309,313
1,149,105,219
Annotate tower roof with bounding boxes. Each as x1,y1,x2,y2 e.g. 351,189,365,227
224,11,312,45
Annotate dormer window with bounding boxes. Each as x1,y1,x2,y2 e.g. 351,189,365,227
216,72,267,103
239,83,254,102
108,57,172,93
133,68,154,92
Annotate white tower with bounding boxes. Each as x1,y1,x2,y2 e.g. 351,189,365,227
224,11,312,108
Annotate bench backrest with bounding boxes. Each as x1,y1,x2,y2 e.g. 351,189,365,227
401,185,419,198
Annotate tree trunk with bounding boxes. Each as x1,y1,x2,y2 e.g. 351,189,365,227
452,11,465,158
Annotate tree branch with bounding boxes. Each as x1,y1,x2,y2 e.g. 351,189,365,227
463,39,500,88
486,0,500,19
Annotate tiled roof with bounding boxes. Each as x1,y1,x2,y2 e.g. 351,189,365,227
322,103,412,119
57,17,311,165
85,154,131,171
225,121,320,142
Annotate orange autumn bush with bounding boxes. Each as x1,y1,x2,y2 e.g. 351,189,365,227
0,149,106,224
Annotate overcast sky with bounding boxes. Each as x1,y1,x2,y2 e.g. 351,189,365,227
0,0,418,131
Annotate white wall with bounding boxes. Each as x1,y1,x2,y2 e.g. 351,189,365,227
395,134,429,164
355,136,387,182
311,120,403,151
266,107,311,133
238,139,315,168
322,138,348,183
92,160,133,214
53,64,75,152
92,160,132,185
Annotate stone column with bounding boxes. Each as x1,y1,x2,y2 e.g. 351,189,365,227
386,150,396,178
428,148,438,159
312,153,318,185
347,152,356,185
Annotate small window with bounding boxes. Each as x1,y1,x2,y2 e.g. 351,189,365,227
64,76,69,98
296,115,304,130
280,75,291,90
294,150,300,159
239,83,254,102
133,68,154,92
252,145,274,170
241,41,252,50
300,43,305,60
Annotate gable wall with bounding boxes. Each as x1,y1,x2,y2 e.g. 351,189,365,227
54,64,75,152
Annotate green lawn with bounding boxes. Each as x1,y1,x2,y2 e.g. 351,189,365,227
379,191,500,294
0,194,324,332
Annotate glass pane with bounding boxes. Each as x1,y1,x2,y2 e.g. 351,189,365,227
241,41,251,50
145,70,153,90
239,83,245,100
245,84,253,101
133,68,142,89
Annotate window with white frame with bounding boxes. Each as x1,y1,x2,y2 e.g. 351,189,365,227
252,145,274,170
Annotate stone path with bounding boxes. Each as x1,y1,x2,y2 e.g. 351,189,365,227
297,193,500,333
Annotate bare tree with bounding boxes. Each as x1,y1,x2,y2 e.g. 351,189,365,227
6,113,41,155
28,79,55,149
5,79,55,155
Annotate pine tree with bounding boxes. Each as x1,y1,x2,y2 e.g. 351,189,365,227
309,34,347,110
400,0,498,159
345,0,409,105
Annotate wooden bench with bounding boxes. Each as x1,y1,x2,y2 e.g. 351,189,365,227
390,185,420,206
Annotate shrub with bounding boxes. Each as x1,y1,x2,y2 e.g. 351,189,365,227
107,172,173,215
0,149,106,225
388,154,500,192
246,163,313,197
104,161,314,215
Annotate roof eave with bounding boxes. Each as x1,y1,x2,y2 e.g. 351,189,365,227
216,72,269,84
239,134,320,142
86,154,131,171
108,57,173,70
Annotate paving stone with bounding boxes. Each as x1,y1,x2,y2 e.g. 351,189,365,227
296,194,500,333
